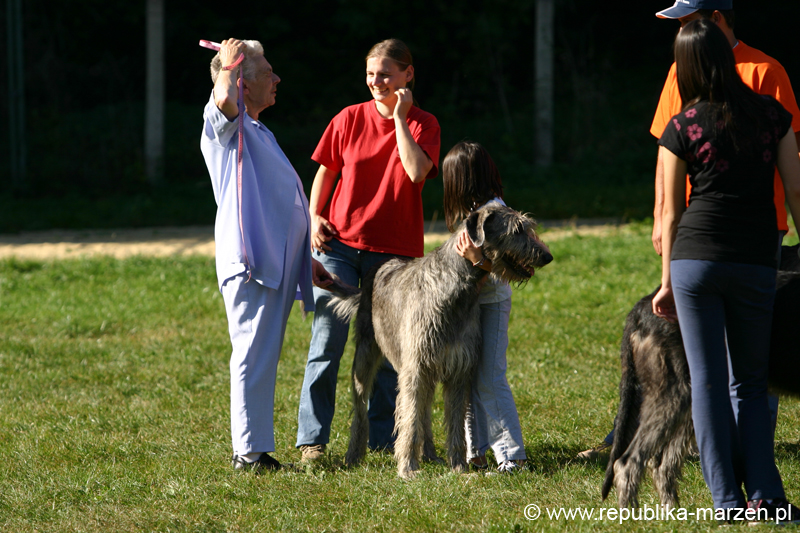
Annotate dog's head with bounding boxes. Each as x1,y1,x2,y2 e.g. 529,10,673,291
464,203,553,283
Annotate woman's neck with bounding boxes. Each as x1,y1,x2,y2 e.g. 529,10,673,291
374,98,396,119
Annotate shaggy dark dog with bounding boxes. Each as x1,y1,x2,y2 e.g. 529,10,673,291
602,245,800,508
326,203,553,478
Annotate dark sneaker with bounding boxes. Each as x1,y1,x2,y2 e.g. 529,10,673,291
299,444,326,463
469,456,489,472
576,441,611,460
232,453,282,473
747,499,800,525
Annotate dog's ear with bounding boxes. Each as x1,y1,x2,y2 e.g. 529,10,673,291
465,210,486,247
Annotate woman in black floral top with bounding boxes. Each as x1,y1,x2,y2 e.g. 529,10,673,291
653,18,800,521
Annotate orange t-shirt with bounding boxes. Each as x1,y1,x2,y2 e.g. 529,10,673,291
651,41,800,231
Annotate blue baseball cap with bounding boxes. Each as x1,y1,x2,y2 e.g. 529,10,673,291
656,0,732,19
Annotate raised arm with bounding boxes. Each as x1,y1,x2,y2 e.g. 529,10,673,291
393,88,433,183
213,39,246,120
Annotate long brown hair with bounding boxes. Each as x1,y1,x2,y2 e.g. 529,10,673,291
366,38,416,92
442,141,504,232
675,18,770,153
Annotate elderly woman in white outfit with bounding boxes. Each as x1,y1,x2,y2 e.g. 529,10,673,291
200,38,331,471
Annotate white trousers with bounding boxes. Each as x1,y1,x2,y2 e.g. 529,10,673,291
222,203,306,456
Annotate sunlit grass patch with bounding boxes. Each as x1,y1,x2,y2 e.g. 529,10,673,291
1,227,798,532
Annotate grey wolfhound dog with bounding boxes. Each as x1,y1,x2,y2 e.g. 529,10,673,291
325,203,553,478
602,245,800,508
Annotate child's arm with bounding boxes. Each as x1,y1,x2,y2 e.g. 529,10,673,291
456,230,491,272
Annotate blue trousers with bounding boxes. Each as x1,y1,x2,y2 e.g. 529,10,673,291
465,297,526,463
296,239,405,449
672,259,785,509
602,239,786,448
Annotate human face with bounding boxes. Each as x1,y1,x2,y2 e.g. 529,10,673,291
366,56,413,105
245,55,281,114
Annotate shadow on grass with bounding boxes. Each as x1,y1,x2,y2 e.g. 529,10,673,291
775,441,800,461
525,442,609,476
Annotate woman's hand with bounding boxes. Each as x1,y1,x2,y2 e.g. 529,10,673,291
652,285,678,323
219,39,246,69
311,214,338,253
455,230,487,267
393,88,413,121
311,258,333,288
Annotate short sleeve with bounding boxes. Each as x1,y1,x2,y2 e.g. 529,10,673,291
410,111,441,180
759,64,800,133
650,64,682,138
311,112,346,173
658,113,688,161
202,93,238,148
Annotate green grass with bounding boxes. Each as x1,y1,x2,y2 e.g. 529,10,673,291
1,226,799,532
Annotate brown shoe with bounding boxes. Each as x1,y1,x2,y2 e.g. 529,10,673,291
299,444,326,462
576,441,611,460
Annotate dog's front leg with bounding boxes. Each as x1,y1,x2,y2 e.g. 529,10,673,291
394,369,434,478
422,402,444,464
442,375,470,473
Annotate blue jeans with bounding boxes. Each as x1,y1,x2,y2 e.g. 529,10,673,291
672,259,784,509
296,239,405,450
465,297,526,463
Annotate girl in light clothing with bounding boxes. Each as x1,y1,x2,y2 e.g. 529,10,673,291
442,141,526,473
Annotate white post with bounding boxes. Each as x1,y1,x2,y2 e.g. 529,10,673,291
145,0,165,185
535,0,554,167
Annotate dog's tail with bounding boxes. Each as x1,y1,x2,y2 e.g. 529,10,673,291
325,275,362,322
601,308,642,501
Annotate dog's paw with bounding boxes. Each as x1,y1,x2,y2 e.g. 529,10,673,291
398,468,419,480
451,463,468,475
422,453,445,465
344,453,362,467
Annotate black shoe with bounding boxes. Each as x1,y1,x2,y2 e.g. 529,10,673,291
232,453,282,473
747,499,800,524
469,457,489,472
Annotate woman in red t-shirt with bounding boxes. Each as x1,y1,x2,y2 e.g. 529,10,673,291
296,39,441,461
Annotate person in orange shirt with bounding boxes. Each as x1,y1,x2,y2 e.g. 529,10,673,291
650,2,800,255
578,0,800,461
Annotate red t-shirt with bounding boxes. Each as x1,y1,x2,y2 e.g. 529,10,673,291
651,41,800,231
312,101,441,257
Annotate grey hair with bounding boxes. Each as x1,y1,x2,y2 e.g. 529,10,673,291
209,40,264,83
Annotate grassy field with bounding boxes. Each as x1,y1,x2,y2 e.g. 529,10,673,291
1,224,799,532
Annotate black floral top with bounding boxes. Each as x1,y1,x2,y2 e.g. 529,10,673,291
659,97,792,267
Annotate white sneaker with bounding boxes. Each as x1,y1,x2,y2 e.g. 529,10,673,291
497,460,523,474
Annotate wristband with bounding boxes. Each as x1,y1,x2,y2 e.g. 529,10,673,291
473,257,486,267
